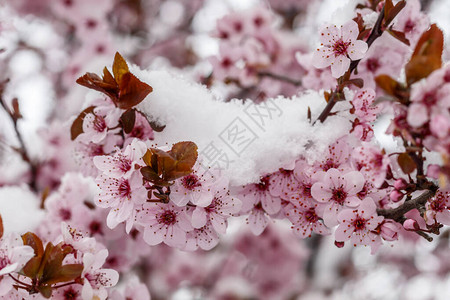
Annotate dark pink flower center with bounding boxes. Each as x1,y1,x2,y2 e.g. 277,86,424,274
332,40,350,56
430,196,446,212
332,187,348,205
118,180,131,198
63,287,79,299
322,158,338,171
404,20,415,33
221,57,233,68
181,174,201,190
366,58,380,72
0,251,10,270
371,153,384,167
304,209,318,223
279,168,293,177
302,184,312,198
117,156,132,173
59,208,72,221
89,221,103,235
90,144,105,156
353,217,366,231
256,176,271,191
93,115,107,132
158,210,177,225
423,92,437,106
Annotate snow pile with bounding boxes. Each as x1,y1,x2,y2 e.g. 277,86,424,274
135,68,351,186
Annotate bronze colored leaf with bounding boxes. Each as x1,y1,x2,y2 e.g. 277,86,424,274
112,52,129,84
120,109,136,134
117,72,153,109
398,153,417,174
41,264,83,285
22,232,44,258
385,0,406,26
165,142,198,181
70,106,95,140
38,285,52,298
405,24,443,86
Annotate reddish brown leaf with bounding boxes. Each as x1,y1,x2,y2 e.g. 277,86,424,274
112,52,129,84
41,264,83,285
405,24,444,85
385,0,406,26
38,285,52,298
70,106,95,140
387,29,410,46
22,232,44,258
120,109,136,134
398,153,417,174
165,142,198,181
117,72,153,109
0,215,3,239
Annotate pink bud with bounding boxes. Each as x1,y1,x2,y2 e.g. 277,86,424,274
426,164,441,179
390,190,404,202
334,241,345,248
380,220,400,241
394,178,408,190
403,218,419,231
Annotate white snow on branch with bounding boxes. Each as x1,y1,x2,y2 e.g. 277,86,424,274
134,68,351,186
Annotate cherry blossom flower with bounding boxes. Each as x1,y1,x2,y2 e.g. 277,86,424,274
81,249,119,300
392,0,429,46
239,175,281,215
352,144,390,187
311,168,364,226
246,202,270,236
286,197,329,238
191,183,242,234
312,20,368,78
352,88,380,122
335,198,384,253
425,190,450,226
95,172,147,232
138,202,192,248
170,165,221,207
184,222,220,251
269,166,299,200
109,276,151,300
0,233,34,296
93,139,147,179
315,138,352,172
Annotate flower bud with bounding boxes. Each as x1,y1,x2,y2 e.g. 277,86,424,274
403,218,419,231
380,220,400,241
334,241,345,248
394,178,408,190
390,190,404,202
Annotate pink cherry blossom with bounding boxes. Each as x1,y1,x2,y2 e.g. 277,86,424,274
286,197,329,239
239,175,281,215
93,139,147,179
81,249,119,300
352,88,380,122
425,190,450,226
184,222,220,251
191,183,242,234
312,20,368,78
335,198,384,253
95,172,147,232
311,168,365,226
269,166,299,200
170,165,221,207
0,233,34,296
352,144,390,187
138,202,192,248
392,0,429,46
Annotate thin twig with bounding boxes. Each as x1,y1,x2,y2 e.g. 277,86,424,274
377,189,437,221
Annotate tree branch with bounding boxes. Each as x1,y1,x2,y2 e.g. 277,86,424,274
257,71,302,86
377,189,437,221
